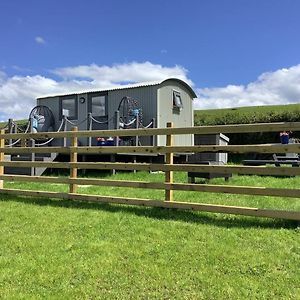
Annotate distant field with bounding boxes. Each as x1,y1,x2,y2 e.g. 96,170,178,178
194,103,300,126
0,119,27,129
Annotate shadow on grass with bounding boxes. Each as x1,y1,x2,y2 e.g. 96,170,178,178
0,194,298,229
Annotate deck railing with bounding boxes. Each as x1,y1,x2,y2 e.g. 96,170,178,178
0,122,300,221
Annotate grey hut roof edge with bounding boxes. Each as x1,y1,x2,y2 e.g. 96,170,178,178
37,78,197,99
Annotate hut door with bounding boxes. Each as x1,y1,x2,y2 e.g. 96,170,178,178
88,92,108,130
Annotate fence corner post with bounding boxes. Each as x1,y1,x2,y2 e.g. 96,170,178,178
165,122,174,201
0,129,5,189
69,126,78,194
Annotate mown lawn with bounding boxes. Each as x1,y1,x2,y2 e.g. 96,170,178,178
0,172,299,299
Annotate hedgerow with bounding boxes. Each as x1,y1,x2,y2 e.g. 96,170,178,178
194,103,300,161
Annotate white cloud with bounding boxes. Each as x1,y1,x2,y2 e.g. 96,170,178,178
53,61,192,85
1,61,300,121
0,62,190,120
0,70,7,84
194,64,300,109
12,65,32,72
35,36,46,44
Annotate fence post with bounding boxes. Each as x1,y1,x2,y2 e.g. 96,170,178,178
151,117,156,146
135,112,139,146
8,118,13,148
111,110,120,176
30,117,35,176
70,127,78,194
63,115,67,147
165,122,174,201
88,112,92,147
115,110,120,146
0,129,4,189
132,113,139,174
21,120,28,148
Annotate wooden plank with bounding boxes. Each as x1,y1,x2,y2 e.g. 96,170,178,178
1,143,300,155
0,174,69,184
73,144,300,155
1,161,300,176
70,127,78,194
0,147,69,154
77,144,300,154
166,183,300,198
0,174,165,189
0,188,299,220
1,121,300,140
0,161,71,168
1,174,300,198
243,160,300,166
165,122,174,201
0,130,4,189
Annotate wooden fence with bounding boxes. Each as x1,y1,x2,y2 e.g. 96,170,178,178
0,122,300,221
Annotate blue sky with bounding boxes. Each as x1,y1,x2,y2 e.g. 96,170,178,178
1,0,300,119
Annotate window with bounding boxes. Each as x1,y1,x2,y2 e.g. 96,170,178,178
91,95,106,117
173,91,183,110
60,96,77,119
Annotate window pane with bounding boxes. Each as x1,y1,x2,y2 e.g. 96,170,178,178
62,98,76,118
175,95,182,107
92,95,105,116
173,91,183,109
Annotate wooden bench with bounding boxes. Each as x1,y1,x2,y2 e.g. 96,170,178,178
243,159,300,167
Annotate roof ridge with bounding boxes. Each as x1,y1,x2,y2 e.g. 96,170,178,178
37,78,197,99
37,80,162,99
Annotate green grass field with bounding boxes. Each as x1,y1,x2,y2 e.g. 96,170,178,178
0,172,299,299
194,103,300,126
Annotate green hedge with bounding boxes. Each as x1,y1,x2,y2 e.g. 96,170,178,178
194,103,300,127
194,104,300,142
194,104,300,161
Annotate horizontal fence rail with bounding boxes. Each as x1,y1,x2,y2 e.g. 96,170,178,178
2,143,300,154
1,188,299,221
1,174,300,198
1,161,300,176
1,121,300,139
0,123,299,221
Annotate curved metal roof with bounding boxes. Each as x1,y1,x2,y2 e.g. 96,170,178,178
37,78,197,99
160,78,197,98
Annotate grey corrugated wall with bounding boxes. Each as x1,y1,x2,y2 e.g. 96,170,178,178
36,79,195,148
107,85,158,146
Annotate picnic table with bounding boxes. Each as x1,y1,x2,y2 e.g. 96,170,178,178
243,154,300,167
